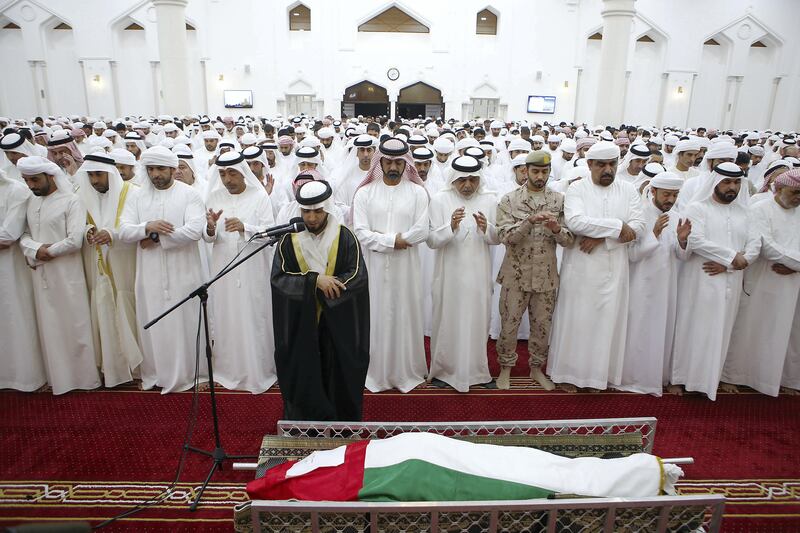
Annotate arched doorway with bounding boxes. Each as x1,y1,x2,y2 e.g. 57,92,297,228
341,80,389,118
397,82,443,119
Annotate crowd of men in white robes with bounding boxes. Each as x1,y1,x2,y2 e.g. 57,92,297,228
1,112,798,401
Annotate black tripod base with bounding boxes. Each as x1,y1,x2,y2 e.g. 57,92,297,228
186,446,258,511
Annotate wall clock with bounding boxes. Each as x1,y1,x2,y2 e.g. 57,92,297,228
387,68,400,81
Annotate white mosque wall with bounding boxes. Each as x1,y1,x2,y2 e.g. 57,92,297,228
0,0,798,132
0,24,35,117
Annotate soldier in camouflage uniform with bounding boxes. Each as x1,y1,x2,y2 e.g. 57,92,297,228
495,150,574,389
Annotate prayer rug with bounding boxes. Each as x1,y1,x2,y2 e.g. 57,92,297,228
1,339,798,532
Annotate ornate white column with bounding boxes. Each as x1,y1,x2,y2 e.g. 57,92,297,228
593,0,636,125
152,0,191,115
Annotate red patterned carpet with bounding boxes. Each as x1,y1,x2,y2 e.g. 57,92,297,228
1,341,799,532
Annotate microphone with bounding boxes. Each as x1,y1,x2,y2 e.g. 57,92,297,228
252,217,306,239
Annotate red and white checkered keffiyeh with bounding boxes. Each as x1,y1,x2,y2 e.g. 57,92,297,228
775,168,800,189
350,145,427,219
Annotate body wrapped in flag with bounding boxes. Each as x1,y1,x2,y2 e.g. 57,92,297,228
247,432,683,502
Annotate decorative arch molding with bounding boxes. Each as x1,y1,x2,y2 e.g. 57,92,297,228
706,13,784,48
356,2,432,33
479,5,500,18
109,0,152,32
109,1,198,33
342,79,390,101
701,13,785,76
393,76,447,101
584,25,603,41
471,81,499,99
398,81,442,102
0,0,72,28
286,77,315,95
631,12,669,46
702,31,734,48
287,1,310,31
476,5,499,35
0,12,21,27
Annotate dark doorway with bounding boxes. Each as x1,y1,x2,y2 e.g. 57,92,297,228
397,103,426,119
354,102,389,117
341,80,390,119
396,82,444,120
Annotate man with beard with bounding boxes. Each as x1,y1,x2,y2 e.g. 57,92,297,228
619,173,691,396
548,141,645,392
678,142,738,208
489,154,532,342
615,143,650,185
353,138,429,392
18,156,100,394
413,146,446,338
203,151,277,393
195,130,221,171
118,146,208,393
46,130,84,181
495,151,574,390
723,169,800,396
551,138,576,182
426,156,499,392
0,166,45,392
316,127,343,168
747,145,767,189
242,145,275,195
271,180,369,420
333,135,376,225
412,147,445,194
75,154,143,388
671,163,760,400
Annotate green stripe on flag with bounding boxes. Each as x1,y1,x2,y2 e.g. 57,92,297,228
357,459,555,502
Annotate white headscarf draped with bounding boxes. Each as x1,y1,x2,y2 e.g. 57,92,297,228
16,155,73,192
206,150,266,197
294,180,340,273
75,155,126,230
1,133,38,158
693,162,749,208
242,145,271,181
138,146,179,191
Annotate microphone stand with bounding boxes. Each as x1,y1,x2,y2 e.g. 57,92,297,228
144,233,282,510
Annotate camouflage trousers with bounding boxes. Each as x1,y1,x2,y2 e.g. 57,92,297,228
496,286,556,368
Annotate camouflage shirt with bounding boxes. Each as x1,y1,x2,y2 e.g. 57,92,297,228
496,186,574,292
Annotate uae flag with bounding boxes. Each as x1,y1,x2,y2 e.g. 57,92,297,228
247,433,681,502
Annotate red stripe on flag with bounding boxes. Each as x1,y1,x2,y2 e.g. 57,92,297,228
246,440,369,501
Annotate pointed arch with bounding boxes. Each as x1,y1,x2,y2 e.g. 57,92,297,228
476,6,498,35
358,3,430,33
0,0,73,30
288,2,310,31
708,13,784,48
631,12,669,47
286,78,314,95
341,79,390,118
0,13,21,29
108,0,151,33
471,81,499,99
397,81,444,119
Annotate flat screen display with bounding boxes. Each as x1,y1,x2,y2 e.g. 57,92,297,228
527,95,556,114
224,90,253,108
